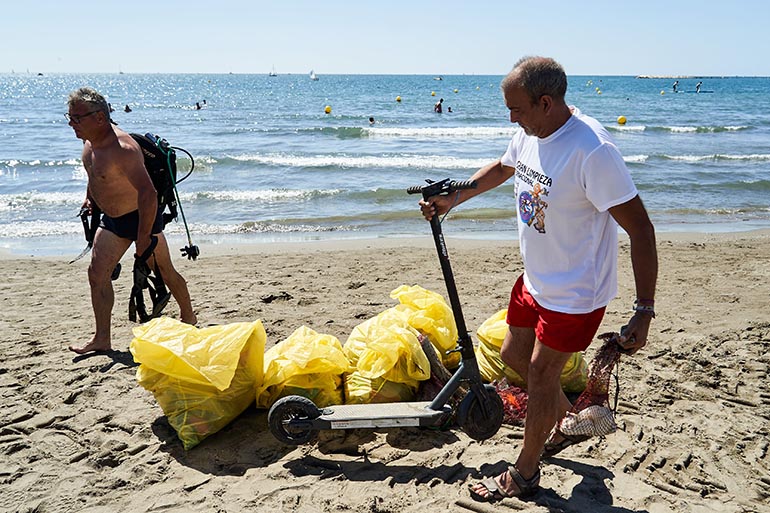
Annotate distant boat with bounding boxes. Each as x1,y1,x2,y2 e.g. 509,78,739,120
434,76,443,81
309,69,319,81
269,65,277,77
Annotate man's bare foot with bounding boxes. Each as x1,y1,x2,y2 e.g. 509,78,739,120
182,313,198,326
68,340,112,355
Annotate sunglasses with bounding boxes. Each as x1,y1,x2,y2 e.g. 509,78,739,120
65,110,101,124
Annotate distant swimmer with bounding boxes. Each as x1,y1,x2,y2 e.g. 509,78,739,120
195,102,202,110
124,104,132,113
434,98,443,113
447,106,453,113
696,81,702,93
672,80,679,93
368,116,375,125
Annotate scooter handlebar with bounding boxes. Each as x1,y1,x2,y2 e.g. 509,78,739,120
450,179,477,191
406,178,478,196
406,185,424,195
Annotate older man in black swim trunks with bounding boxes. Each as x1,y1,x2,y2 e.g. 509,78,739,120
66,87,196,354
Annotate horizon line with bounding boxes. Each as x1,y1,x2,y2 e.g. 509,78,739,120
3,71,769,79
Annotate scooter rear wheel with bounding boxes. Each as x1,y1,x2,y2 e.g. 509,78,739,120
456,384,504,441
268,395,321,445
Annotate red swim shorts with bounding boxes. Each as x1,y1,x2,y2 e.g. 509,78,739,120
506,275,605,353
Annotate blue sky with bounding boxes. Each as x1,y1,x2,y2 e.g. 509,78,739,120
5,0,768,75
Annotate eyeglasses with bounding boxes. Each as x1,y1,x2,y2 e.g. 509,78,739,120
65,110,101,124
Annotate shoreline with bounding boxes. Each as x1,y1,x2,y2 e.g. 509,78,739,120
4,226,770,261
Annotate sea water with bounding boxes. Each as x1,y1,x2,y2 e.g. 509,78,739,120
1,73,769,256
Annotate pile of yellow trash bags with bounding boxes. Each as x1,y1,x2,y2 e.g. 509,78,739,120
129,285,587,449
475,309,588,394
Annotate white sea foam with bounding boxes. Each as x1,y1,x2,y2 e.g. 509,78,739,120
0,191,85,206
365,126,517,138
235,222,349,234
186,189,340,202
229,153,491,169
719,153,770,161
623,155,649,163
611,125,646,132
669,126,698,133
669,154,717,162
0,220,79,237
0,158,83,167
662,125,748,133
669,154,770,162
0,219,348,238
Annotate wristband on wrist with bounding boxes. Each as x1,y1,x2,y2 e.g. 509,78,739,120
633,299,655,317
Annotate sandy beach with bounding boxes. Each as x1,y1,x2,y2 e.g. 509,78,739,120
2,231,769,513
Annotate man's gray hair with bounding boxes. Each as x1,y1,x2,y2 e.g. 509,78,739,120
68,87,111,119
501,56,568,104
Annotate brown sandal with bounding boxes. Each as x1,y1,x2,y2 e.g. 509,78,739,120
542,429,591,459
468,465,540,502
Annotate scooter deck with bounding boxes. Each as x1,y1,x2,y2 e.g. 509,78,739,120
315,401,452,429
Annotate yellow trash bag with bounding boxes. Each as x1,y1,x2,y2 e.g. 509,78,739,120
343,307,431,404
343,307,407,366
255,326,351,409
344,372,417,404
475,309,588,393
390,284,461,369
130,317,265,450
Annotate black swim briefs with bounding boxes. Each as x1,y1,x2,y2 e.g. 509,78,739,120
100,208,164,241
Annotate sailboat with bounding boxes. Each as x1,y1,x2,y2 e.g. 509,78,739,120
309,69,319,81
269,65,277,77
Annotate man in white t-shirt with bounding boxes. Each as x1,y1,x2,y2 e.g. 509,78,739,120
420,56,657,501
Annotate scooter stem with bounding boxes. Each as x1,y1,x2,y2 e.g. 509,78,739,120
428,213,474,360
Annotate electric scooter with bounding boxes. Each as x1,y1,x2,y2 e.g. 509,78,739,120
267,179,504,445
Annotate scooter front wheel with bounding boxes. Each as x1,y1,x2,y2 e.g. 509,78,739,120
456,384,504,441
268,395,321,445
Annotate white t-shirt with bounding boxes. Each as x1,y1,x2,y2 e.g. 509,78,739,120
500,108,638,314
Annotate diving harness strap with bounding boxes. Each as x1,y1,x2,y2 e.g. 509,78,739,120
128,235,171,323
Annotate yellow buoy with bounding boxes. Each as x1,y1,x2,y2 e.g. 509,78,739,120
324,105,332,114
617,115,627,125
396,96,402,102
453,89,458,93
595,87,600,91
431,91,436,96
597,90,602,95
660,90,665,95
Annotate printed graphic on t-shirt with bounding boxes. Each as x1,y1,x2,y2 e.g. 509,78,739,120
518,182,548,233
515,160,552,234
